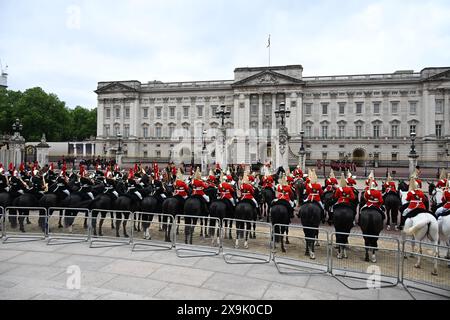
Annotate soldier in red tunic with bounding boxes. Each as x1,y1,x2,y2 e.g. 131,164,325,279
362,180,385,220
402,177,427,219
191,167,210,213
324,169,338,192
436,179,450,217
273,174,295,217
333,174,356,206
262,174,275,191
346,170,357,189
239,172,258,209
436,169,447,189
383,172,397,195
305,169,324,209
364,170,378,190
174,168,189,200
207,170,217,188
219,172,236,207
293,165,303,181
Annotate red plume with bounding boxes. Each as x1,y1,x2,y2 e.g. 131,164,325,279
8,163,14,172
49,163,54,171
19,162,25,172
79,165,85,177
134,163,138,173
114,163,119,172
128,168,134,180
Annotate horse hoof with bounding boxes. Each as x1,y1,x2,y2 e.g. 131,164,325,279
20,228,26,233
282,248,286,253
414,263,421,269
365,257,370,262
310,253,316,260
371,256,377,263
244,244,249,249
58,224,63,229
431,271,438,276
285,240,290,245
337,254,342,259
124,234,129,238
26,220,31,225
386,225,391,231
116,234,120,238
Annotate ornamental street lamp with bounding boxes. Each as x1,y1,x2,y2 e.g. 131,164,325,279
275,102,291,169
216,105,231,168
298,130,306,171
408,131,419,177
201,128,207,174
116,132,122,166
10,118,25,165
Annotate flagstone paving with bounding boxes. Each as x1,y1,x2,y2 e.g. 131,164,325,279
0,240,447,300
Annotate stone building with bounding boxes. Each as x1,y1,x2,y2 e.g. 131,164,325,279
95,65,450,168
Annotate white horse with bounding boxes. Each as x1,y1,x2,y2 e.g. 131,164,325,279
403,212,439,275
431,187,444,207
438,215,450,259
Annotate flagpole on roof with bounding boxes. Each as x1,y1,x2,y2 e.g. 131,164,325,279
267,34,271,67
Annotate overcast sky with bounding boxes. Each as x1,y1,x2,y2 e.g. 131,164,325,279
1,0,449,109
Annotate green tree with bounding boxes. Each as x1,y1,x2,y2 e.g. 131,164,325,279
68,106,97,140
0,88,22,134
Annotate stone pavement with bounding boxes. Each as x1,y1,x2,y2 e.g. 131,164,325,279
0,239,447,300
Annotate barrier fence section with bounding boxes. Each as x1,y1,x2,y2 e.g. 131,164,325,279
401,239,450,298
0,206,4,238
131,212,174,251
89,209,132,248
3,207,47,243
174,214,221,258
272,224,330,275
47,207,90,245
330,232,400,290
222,218,272,264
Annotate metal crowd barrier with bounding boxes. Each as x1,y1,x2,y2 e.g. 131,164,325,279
222,218,272,264
174,214,221,258
2,207,47,243
89,209,132,248
330,232,400,290
132,212,174,251
0,206,4,238
46,207,90,245
401,239,450,299
272,224,330,275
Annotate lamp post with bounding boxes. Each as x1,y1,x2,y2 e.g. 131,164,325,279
408,131,419,177
274,102,291,169
116,132,122,166
201,127,207,174
445,146,449,170
216,105,231,168
298,130,306,171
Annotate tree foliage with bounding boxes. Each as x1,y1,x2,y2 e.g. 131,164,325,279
0,87,96,141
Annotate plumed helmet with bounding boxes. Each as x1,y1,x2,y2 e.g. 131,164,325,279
439,168,447,180
242,171,249,184
408,177,417,191
329,169,335,179
310,169,318,184
387,172,393,182
370,180,377,190
176,168,183,181
194,167,202,180
368,170,374,180
340,173,347,187
279,173,288,186
347,170,353,179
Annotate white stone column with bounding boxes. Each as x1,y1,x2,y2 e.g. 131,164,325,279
82,143,86,157
73,143,77,157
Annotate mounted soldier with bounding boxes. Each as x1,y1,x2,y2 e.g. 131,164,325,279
305,169,324,210
239,171,258,210
436,169,447,189
364,170,378,192
401,176,428,221
333,173,356,210
272,173,295,218
362,178,385,220
383,172,397,195
324,169,338,192
190,167,210,213
77,165,94,200
436,179,450,218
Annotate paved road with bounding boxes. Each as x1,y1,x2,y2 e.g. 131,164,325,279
0,240,447,300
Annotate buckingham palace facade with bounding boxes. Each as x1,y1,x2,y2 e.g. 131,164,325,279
95,65,450,168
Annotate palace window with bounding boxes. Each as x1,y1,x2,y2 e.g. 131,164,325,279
169,124,175,138
156,107,162,119
143,151,148,158
436,99,444,114
391,125,399,138
143,108,148,118
391,101,399,114
114,125,120,136
169,106,175,118
356,103,363,114
338,102,345,115
436,124,442,138
105,108,111,119
338,125,345,138
305,125,312,138
373,102,380,114
183,106,189,118
373,125,380,138
306,152,311,160
124,125,130,138
409,101,417,115
143,126,149,138
305,103,312,115
197,105,203,117
211,105,218,117
322,152,328,160
322,103,328,115
125,107,130,119
392,153,398,162
251,104,257,115
104,125,110,137
115,107,121,119
156,150,161,158
155,126,162,138
321,125,328,138
355,125,362,138
409,125,416,136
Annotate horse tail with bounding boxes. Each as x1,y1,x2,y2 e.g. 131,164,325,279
404,220,431,236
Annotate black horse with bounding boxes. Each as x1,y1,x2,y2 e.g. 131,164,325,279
359,207,384,263
260,187,275,222
183,196,207,245
209,198,234,245
294,178,306,207
11,192,41,233
271,202,291,253
162,196,183,242
333,203,355,259
234,200,257,249
383,191,401,230
322,190,336,225
299,202,322,259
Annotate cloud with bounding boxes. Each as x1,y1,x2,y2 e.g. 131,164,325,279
0,0,449,109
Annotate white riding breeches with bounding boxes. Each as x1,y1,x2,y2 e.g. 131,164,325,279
436,206,449,217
